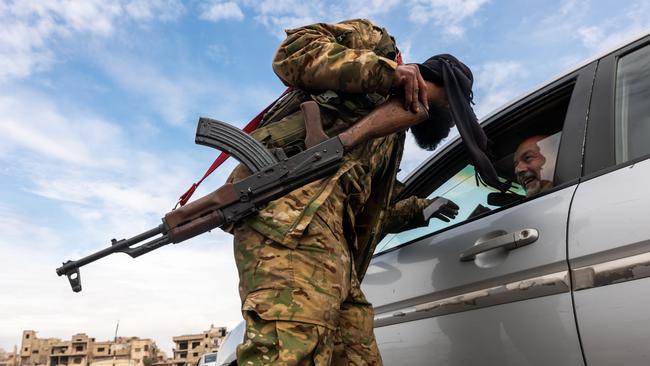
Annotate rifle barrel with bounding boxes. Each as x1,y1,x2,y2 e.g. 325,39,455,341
56,224,165,276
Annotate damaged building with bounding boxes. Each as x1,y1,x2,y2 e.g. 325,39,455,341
18,331,165,366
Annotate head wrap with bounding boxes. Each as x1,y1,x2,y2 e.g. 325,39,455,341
418,54,509,192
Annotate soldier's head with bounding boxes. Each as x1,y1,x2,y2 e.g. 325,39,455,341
410,97,453,150
410,54,474,151
514,135,553,196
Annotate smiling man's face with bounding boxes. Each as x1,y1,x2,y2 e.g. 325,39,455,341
514,136,553,196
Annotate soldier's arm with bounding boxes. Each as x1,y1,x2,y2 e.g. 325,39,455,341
272,19,397,95
382,196,432,234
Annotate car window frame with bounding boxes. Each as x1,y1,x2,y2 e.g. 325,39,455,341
373,61,597,257
583,35,650,179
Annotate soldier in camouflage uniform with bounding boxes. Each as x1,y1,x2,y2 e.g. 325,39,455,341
228,19,456,366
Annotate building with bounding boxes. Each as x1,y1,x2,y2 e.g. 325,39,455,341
19,331,161,366
20,331,61,366
171,326,226,366
0,347,19,366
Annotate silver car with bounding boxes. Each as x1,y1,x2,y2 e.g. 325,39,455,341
219,32,650,365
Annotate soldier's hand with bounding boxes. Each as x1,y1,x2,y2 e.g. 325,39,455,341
422,197,460,223
392,64,428,113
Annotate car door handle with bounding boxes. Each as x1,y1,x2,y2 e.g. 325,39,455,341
459,229,539,262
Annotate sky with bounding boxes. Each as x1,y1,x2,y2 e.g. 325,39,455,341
1,0,649,356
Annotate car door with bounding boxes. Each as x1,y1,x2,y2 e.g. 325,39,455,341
568,35,650,365
361,62,597,366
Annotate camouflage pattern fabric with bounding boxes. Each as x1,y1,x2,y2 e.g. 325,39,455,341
230,18,430,366
272,19,398,94
234,188,382,365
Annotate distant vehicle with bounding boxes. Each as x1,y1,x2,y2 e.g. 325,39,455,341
197,352,218,366
217,30,650,365
216,323,243,366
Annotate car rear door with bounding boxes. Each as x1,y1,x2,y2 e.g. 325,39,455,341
568,35,650,366
362,63,596,366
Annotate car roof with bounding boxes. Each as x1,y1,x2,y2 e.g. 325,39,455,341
403,28,650,182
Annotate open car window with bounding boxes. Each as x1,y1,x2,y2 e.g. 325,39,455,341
374,89,570,256
375,164,526,253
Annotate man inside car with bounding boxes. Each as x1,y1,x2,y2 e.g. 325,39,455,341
513,135,556,196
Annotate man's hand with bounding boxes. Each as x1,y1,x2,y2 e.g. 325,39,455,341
423,197,459,223
392,64,429,113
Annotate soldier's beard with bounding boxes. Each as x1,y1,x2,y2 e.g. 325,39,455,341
410,103,453,151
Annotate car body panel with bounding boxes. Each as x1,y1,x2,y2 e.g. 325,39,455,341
569,159,650,366
364,186,584,365
374,294,580,366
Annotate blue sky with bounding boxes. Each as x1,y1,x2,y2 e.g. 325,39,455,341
1,0,649,355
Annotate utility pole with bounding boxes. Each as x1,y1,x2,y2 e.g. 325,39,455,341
112,320,119,366
114,321,120,342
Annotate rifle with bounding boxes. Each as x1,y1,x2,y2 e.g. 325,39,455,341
56,98,428,292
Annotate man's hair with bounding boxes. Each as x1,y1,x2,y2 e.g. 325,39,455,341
410,103,453,151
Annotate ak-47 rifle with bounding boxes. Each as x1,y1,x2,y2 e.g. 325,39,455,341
56,98,429,292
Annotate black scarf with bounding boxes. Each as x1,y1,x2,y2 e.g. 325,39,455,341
418,54,509,192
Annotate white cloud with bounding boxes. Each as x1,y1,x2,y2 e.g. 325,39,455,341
0,208,241,355
534,0,650,59
226,0,488,39
474,61,527,118
125,0,185,21
408,0,489,37
340,0,401,19
0,0,185,82
0,88,243,353
239,0,325,38
200,1,245,22
0,92,123,167
95,53,200,126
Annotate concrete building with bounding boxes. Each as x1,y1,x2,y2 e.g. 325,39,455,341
171,325,226,366
20,331,61,366
19,331,161,366
0,347,19,366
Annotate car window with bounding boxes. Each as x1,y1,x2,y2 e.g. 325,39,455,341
203,354,217,363
373,73,580,256
375,164,526,253
615,44,650,164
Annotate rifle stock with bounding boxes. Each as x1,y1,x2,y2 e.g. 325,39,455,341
56,96,429,292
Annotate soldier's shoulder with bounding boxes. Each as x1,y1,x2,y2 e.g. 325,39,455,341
339,18,377,27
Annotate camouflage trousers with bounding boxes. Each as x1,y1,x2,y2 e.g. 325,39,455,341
233,197,382,365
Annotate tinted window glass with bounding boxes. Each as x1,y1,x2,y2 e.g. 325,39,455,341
374,132,562,254
203,354,217,363
615,45,650,163
375,164,526,253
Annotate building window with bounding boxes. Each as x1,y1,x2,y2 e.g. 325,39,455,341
24,348,28,352
32,350,39,354
74,357,82,364
75,346,84,352
192,353,198,357
179,353,187,359
26,334,30,339
144,345,149,352
134,348,141,353
97,348,105,353
191,342,200,349
178,342,187,351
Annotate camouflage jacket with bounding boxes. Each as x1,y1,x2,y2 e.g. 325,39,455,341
229,19,430,277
